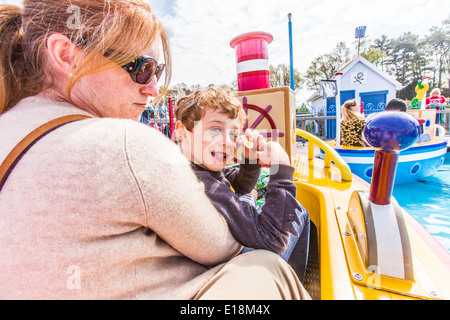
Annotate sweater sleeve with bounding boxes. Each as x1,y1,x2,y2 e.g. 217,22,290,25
123,122,240,266
194,164,301,254
222,161,261,194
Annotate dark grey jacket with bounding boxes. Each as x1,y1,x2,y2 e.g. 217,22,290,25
191,162,301,254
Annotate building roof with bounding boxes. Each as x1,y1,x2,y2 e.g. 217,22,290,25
306,55,403,103
337,55,403,88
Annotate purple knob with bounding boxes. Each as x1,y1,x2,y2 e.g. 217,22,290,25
363,111,420,205
363,111,420,152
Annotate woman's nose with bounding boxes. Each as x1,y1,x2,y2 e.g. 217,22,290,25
139,77,159,97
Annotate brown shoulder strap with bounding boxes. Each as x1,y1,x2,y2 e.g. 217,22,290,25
0,114,91,192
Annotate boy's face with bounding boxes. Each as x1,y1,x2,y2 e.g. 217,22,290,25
180,108,241,171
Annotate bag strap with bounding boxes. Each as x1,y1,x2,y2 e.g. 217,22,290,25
0,114,91,192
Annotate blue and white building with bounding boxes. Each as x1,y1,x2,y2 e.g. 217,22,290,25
306,55,403,139
307,55,403,112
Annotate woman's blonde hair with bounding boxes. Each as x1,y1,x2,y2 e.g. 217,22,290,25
175,87,246,132
341,99,364,123
0,0,171,114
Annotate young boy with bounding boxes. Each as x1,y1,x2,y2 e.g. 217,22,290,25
174,87,309,281
385,98,407,112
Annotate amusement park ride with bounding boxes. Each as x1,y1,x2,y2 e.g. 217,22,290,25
324,76,448,185
229,31,450,300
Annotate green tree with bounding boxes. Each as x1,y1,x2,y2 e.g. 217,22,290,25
375,31,431,98
361,47,386,67
370,35,393,73
303,18,450,100
166,82,200,103
304,42,351,90
269,64,304,91
423,18,450,90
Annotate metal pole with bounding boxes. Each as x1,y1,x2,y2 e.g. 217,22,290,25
169,97,174,141
288,13,295,91
335,72,343,147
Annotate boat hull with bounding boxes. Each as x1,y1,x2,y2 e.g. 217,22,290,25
320,141,447,184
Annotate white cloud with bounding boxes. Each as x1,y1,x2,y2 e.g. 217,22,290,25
3,0,448,102
149,0,448,91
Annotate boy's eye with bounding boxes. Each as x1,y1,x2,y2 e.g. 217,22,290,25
229,132,238,140
207,128,239,142
209,127,222,134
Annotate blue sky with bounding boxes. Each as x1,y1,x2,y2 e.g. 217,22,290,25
2,0,449,102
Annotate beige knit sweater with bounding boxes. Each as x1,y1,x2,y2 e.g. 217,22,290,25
0,96,240,299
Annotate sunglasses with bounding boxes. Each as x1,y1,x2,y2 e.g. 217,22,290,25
121,55,165,85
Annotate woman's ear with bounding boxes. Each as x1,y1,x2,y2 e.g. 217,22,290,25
175,121,187,142
46,33,77,74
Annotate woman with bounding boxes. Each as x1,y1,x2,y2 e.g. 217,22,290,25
340,99,366,147
0,1,309,299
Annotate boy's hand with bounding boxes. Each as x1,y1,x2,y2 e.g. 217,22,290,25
238,129,267,160
244,189,258,201
257,141,290,167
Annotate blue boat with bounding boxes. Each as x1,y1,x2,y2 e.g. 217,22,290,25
321,110,447,184
323,140,448,184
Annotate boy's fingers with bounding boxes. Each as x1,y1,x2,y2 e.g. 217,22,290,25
244,129,259,141
241,135,254,149
236,136,244,147
255,135,267,151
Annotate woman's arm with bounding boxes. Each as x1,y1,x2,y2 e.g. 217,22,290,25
124,122,240,266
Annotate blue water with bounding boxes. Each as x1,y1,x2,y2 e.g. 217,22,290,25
393,151,450,252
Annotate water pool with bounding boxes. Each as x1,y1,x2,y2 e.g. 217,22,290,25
393,151,450,252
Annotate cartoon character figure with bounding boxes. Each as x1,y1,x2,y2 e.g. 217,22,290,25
411,78,430,109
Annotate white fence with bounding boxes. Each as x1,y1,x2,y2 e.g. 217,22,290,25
296,102,449,143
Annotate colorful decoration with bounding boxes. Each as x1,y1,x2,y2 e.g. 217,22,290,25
230,32,273,92
411,78,430,109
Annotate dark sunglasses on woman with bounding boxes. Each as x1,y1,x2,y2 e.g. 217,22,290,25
121,55,165,85
73,38,164,85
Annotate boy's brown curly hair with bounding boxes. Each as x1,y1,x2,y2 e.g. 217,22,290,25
174,87,246,131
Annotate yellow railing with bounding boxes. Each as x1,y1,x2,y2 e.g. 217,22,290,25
295,129,353,182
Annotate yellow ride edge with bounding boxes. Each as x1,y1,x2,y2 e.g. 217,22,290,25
293,128,450,300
